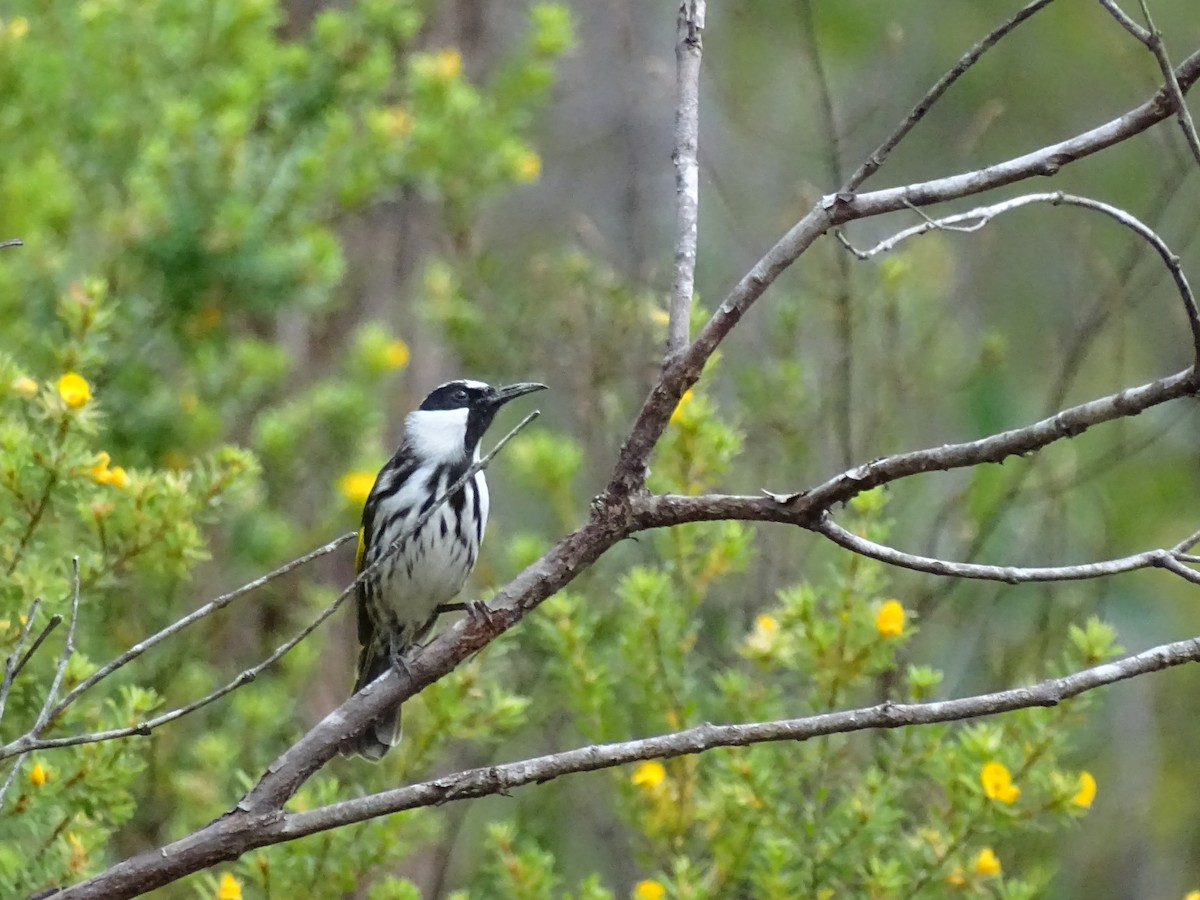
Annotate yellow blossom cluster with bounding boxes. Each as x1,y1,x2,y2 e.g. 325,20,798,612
57,372,92,408
980,761,1020,804
28,761,49,787
631,760,665,790
946,848,1002,886
89,452,129,489
633,880,666,900
1072,770,1096,808
874,599,905,637
215,872,243,900
744,613,780,656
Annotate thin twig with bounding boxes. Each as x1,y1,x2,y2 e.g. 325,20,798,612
48,532,356,723
37,559,81,729
836,191,1200,362
11,615,63,682
667,0,705,357
0,238,22,250
842,0,1059,192
0,597,43,726
812,513,1200,586
1136,0,1200,166
1097,0,1151,43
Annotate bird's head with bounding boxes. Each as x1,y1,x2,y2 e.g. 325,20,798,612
406,379,547,462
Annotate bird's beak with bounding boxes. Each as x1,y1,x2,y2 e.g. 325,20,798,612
490,382,548,407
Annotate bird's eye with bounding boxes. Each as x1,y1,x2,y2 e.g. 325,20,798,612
452,388,468,403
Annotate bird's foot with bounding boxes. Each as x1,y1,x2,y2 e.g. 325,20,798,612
387,644,414,679
465,599,496,627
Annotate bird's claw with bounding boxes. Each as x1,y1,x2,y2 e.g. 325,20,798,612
467,600,496,626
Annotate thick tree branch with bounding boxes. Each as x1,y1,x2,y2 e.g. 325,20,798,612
58,632,1200,899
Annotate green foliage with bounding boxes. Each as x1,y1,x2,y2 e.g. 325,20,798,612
508,395,1108,898
0,0,572,895
0,286,258,895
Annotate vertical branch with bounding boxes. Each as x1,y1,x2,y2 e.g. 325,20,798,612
667,0,705,358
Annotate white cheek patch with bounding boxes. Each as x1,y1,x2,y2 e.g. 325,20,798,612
406,408,469,461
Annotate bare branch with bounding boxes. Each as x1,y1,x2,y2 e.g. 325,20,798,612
844,0,1059,192
0,238,22,250
667,0,705,357
608,47,1200,496
0,597,43,726
835,192,1200,360
57,631,1200,899
47,532,357,724
0,564,79,811
11,614,63,682
1097,0,1151,43
812,513,1200,586
632,369,1198,534
1137,0,1200,166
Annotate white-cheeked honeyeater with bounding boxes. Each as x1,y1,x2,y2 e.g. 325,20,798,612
346,379,546,760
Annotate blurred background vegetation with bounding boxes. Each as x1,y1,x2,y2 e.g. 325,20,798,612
1,0,1199,897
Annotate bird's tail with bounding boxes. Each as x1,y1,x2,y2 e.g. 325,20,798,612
344,643,402,761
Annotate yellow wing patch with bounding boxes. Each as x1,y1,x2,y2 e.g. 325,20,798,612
355,526,366,573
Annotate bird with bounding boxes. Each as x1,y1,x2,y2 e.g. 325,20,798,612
346,378,546,760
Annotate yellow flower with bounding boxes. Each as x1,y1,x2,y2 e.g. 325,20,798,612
633,880,666,900
1072,770,1096,808
89,453,129,488
215,873,243,900
433,48,462,80
1185,892,1200,900
631,760,666,789
745,613,780,655
57,372,92,408
972,847,1001,877
513,149,542,183
6,16,29,39
383,339,410,370
338,470,376,506
28,762,49,787
669,388,694,426
11,375,37,397
89,452,112,482
875,599,905,637
980,761,1020,804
